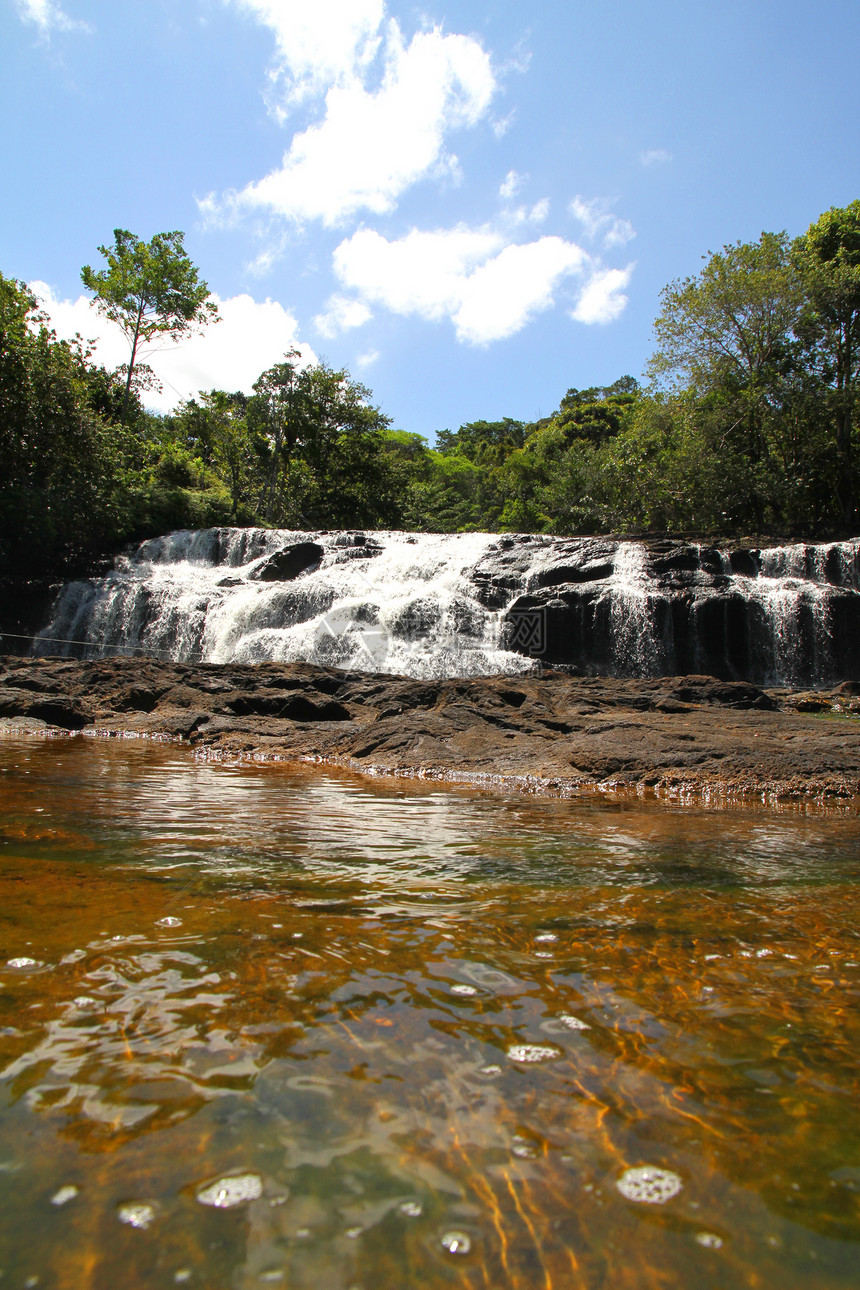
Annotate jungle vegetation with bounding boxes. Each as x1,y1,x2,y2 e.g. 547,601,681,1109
1,202,858,578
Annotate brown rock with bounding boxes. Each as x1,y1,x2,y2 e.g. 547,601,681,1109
0,655,858,804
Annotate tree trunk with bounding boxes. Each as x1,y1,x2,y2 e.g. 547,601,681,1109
121,298,146,423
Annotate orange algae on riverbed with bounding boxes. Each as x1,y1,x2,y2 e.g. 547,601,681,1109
0,735,858,1288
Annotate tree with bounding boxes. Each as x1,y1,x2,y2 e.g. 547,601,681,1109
794,201,860,526
0,273,124,574
647,233,819,528
81,229,219,420
248,354,395,528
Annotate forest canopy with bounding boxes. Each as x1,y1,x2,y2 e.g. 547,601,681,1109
1,203,858,578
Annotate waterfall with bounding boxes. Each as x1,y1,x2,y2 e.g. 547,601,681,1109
35,530,534,681
33,530,860,685
606,543,664,677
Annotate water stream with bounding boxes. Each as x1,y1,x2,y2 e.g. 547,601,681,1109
0,734,858,1288
33,530,860,685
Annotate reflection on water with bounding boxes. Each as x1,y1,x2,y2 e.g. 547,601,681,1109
0,736,858,1289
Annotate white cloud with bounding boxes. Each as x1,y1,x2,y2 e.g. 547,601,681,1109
570,196,636,250
209,13,496,228
332,225,505,325
329,225,592,345
16,0,87,34
639,148,672,166
356,349,380,369
603,217,635,249
31,283,315,412
571,265,635,325
499,169,524,201
455,238,587,344
526,198,550,225
314,294,373,338
235,0,385,112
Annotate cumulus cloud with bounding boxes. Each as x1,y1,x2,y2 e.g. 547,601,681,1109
571,265,635,325
314,294,373,338
639,148,672,166
234,0,384,112
569,196,635,250
328,225,594,345
31,283,315,412
16,0,87,34
208,8,496,228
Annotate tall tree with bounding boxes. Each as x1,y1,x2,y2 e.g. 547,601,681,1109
795,201,860,526
81,229,219,419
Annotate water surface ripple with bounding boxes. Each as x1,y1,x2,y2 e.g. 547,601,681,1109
0,736,858,1288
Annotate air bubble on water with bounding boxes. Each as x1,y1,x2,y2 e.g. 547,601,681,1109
157,917,182,928
441,1231,471,1255
450,984,477,996
512,1144,536,1159
479,1064,502,1077
535,934,558,943
695,1233,723,1249
756,949,773,958
7,958,39,969
399,1201,422,1217
118,1202,156,1228
534,951,554,959
197,1174,263,1208
704,954,720,961
559,1014,591,1031
507,1044,561,1064
293,933,303,939
50,1185,79,1206
72,996,97,1008
616,1166,683,1205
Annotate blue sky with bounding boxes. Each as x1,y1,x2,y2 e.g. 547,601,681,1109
3,0,859,439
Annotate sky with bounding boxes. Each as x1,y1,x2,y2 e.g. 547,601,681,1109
3,0,859,440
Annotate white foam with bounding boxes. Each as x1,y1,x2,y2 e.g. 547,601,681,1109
441,1230,471,1255
196,1173,263,1208
507,1044,561,1064
616,1166,683,1204
118,1202,156,1228
558,1014,591,1031
50,1185,79,1206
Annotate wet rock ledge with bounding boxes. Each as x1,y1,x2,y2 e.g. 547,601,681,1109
1,656,859,803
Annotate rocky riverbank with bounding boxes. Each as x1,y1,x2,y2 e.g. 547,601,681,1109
2,656,859,804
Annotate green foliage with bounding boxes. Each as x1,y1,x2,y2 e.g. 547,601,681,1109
793,201,860,524
3,201,858,585
81,229,219,418
0,273,129,575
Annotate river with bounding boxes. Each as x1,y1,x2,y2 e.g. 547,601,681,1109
0,734,858,1288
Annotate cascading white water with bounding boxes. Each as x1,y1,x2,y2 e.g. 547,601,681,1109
37,530,536,680
605,543,663,677
33,530,860,684
721,540,859,686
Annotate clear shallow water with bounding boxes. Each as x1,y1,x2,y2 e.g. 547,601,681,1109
0,736,858,1289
